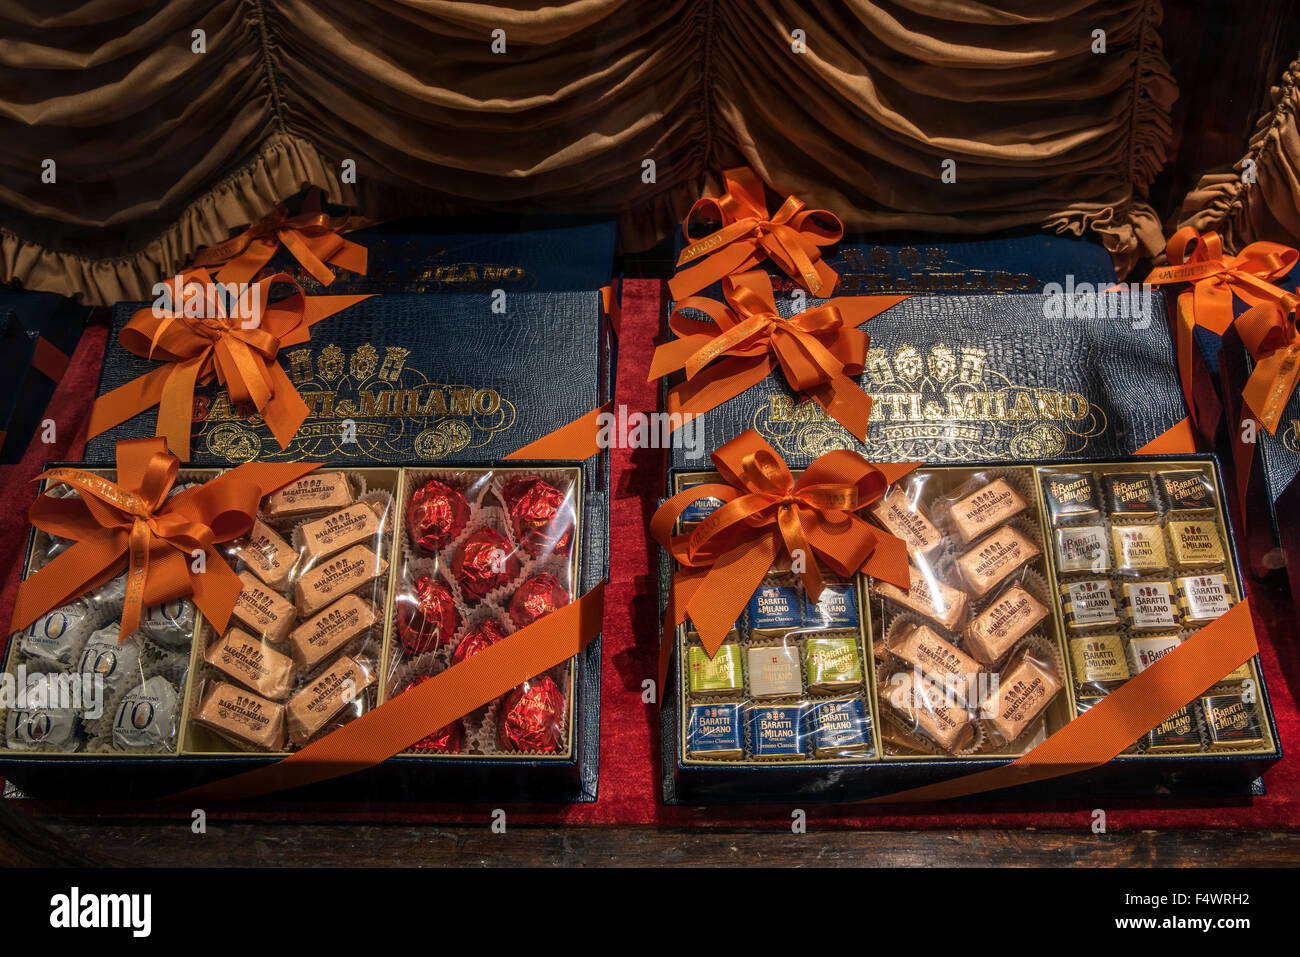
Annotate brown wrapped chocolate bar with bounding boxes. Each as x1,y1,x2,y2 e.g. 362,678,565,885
294,545,389,617
965,583,1049,664
884,670,975,753
295,502,386,563
266,471,354,519
288,594,378,670
204,628,295,700
984,653,1062,744
873,564,968,632
193,680,287,751
286,654,376,746
946,477,1027,544
955,525,1040,597
231,570,297,643
867,487,943,557
889,622,981,702
233,519,296,590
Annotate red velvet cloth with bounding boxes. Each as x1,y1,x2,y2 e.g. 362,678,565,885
2,281,1297,830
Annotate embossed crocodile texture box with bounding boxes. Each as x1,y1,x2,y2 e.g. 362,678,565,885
666,290,1186,470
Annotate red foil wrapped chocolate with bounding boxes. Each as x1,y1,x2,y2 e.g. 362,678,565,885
452,527,520,600
407,478,470,556
400,675,463,753
502,476,573,558
497,674,565,752
508,573,570,629
452,619,508,666
397,574,460,655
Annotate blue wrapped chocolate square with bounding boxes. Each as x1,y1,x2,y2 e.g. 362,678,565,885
747,704,807,758
679,483,725,524
804,697,871,757
687,703,743,759
804,581,858,629
747,584,801,633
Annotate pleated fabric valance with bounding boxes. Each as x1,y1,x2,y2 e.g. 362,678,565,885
0,0,1175,303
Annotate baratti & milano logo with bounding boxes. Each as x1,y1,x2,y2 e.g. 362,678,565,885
49,887,151,937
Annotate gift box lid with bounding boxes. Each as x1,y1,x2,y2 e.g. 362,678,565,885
666,289,1186,468
271,218,617,295
86,290,607,467
679,230,1117,299
0,288,90,463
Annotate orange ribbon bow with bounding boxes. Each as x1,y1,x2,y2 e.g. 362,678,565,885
669,167,844,300
651,430,916,692
650,270,905,441
85,270,370,461
1236,300,1300,435
9,437,321,642
1146,227,1299,422
191,188,368,287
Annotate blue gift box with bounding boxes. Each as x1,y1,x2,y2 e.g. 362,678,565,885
666,288,1188,470
0,289,90,463
14,286,612,802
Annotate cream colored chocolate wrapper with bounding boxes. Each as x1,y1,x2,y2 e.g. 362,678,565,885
288,593,378,670
193,680,286,751
234,519,295,589
231,570,296,643
204,628,295,700
868,487,943,557
295,502,386,562
884,669,975,753
286,654,376,746
293,545,389,617
889,622,982,704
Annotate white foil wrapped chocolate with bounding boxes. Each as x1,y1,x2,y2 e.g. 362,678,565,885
17,599,96,666
112,676,179,751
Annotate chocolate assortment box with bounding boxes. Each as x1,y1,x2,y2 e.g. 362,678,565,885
1,461,598,801
5,280,612,801
662,456,1280,803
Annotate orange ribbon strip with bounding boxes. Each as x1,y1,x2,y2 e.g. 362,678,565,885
1135,417,1197,455
85,270,370,461
669,167,844,300
1147,227,1299,428
651,270,907,442
190,188,368,287
871,600,1260,803
505,402,612,462
30,336,70,381
651,429,916,693
10,437,320,641
173,583,605,802
1236,301,1300,436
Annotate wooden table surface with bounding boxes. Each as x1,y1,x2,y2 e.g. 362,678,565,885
2,803,1297,866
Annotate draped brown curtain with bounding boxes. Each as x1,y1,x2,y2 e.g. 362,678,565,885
0,0,1175,304
1176,54,1300,254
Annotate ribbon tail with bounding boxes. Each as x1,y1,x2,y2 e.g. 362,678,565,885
155,355,207,461
667,243,756,301
188,553,245,635
808,376,872,442
279,229,339,286
1243,347,1300,435
9,534,128,633
505,403,611,461
85,366,173,440
214,239,277,286
685,536,780,654
261,360,311,450
665,356,775,426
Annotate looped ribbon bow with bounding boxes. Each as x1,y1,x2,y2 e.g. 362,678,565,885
191,187,368,287
1146,227,1299,423
650,430,917,692
9,437,322,642
669,167,844,300
86,269,371,461
1236,300,1300,435
650,270,906,441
